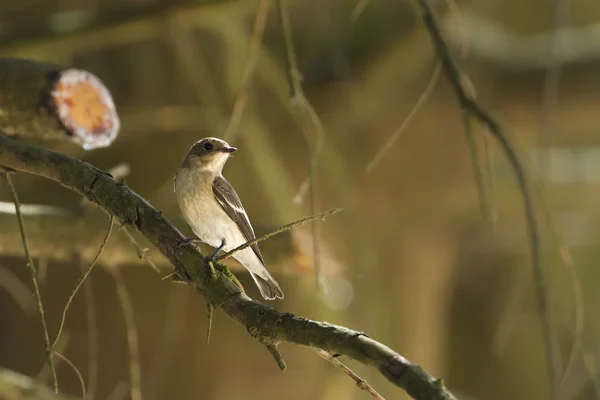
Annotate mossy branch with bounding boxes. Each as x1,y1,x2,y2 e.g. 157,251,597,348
0,134,457,400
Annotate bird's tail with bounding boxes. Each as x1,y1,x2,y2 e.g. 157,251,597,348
250,272,284,300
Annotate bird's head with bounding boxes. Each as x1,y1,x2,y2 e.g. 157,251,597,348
182,137,237,173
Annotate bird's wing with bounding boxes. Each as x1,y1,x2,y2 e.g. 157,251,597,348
212,175,266,265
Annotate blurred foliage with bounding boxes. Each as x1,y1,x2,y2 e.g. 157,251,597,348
2,0,600,400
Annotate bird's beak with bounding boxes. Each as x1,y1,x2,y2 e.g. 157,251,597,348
220,146,237,153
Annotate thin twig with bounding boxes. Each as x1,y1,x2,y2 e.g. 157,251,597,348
206,303,214,346
53,216,114,348
121,225,160,272
532,174,596,394
483,135,497,229
266,344,286,371
536,1,570,395
364,61,441,174
216,208,342,262
37,332,69,385
81,259,100,400
2,170,58,393
223,0,271,142
276,0,324,287
55,351,86,399
315,349,385,400
463,112,492,222
110,267,142,400
412,1,559,396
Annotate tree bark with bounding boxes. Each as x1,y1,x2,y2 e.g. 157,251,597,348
0,134,457,400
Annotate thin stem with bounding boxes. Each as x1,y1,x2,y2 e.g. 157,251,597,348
53,216,114,348
223,0,272,142
365,61,441,174
276,0,324,286
315,349,385,400
412,0,560,395
111,267,142,400
2,171,58,393
216,208,342,262
55,351,86,399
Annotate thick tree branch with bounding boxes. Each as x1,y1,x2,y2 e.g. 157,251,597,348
0,134,457,400
0,203,304,275
0,58,119,149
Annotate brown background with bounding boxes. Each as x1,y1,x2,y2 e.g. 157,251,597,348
2,0,600,399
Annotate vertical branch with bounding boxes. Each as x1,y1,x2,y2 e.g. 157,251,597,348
110,267,142,400
223,0,272,142
82,259,100,400
2,170,58,393
538,0,570,173
411,0,560,396
276,0,325,286
463,112,492,221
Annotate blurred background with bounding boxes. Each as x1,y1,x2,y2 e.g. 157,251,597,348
1,0,600,399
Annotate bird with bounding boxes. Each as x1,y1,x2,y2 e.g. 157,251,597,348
174,137,284,300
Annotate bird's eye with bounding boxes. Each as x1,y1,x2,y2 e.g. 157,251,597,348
203,142,213,151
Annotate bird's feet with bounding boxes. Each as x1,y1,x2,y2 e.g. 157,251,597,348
208,239,226,263
174,237,203,256
206,239,226,280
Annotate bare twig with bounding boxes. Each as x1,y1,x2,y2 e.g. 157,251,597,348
412,0,559,395
2,170,58,393
216,208,342,262
81,259,100,400
315,349,385,400
53,216,114,348
223,0,272,142
364,61,441,174
276,0,325,286
206,303,214,346
265,344,286,371
110,267,142,400
54,352,86,400
37,332,69,385
463,112,492,222
483,136,498,228
121,225,160,272
537,0,570,172
532,175,597,394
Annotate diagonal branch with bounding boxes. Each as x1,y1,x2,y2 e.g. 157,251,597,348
215,208,342,262
412,0,559,395
0,134,457,400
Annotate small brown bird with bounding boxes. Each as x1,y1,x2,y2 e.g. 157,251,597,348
174,137,284,300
